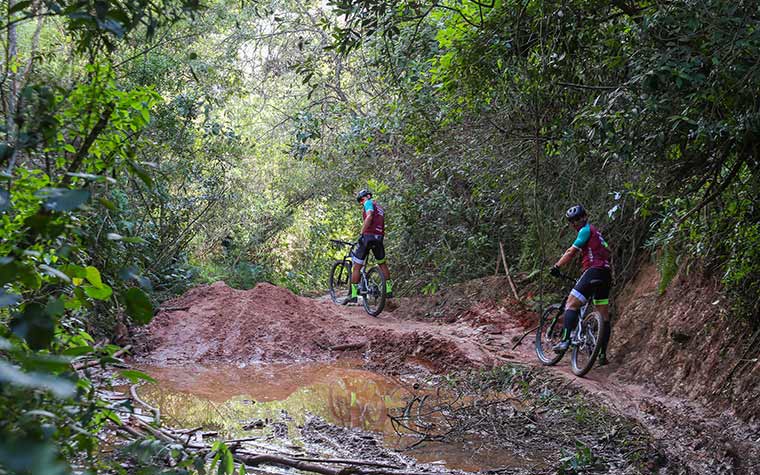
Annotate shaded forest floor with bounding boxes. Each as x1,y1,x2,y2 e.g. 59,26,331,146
134,271,760,474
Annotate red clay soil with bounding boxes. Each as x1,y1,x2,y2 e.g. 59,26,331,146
135,281,518,372
610,262,760,424
135,270,760,473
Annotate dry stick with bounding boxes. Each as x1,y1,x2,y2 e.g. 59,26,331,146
511,325,539,350
130,384,161,424
223,437,260,444
116,424,147,439
157,306,190,312
234,453,341,475
292,457,402,469
72,345,132,370
239,453,432,475
498,241,520,301
131,418,175,444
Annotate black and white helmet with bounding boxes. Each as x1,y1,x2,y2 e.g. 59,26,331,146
565,204,587,221
356,189,372,202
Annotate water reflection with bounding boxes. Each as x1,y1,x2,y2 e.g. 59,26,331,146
135,363,545,472
136,362,409,434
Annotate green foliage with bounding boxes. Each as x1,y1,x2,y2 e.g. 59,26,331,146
657,246,679,295
559,440,597,474
272,0,759,322
2,0,760,468
1,0,202,472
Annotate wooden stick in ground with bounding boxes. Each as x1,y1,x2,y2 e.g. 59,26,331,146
499,241,520,301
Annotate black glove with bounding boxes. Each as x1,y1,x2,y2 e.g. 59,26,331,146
549,265,562,278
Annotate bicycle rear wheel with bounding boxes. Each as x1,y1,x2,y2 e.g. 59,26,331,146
571,311,605,377
362,266,386,316
535,303,565,365
329,260,352,304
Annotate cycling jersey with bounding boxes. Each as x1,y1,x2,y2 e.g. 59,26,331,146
362,199,385,236
572,223,611,270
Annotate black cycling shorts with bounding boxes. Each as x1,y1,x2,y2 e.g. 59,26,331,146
571,267,611,305
351,234,386,265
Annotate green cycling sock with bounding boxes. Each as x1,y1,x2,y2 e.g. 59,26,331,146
386,280,393,293
351,283,358,298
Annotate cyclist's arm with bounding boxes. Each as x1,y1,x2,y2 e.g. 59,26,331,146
554,225,590,268
554,246,578,268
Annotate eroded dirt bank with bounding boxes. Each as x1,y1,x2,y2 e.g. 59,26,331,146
135,271,760,474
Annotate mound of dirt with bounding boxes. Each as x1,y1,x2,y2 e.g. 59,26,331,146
136,281,486,372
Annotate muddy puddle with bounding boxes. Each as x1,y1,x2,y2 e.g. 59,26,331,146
134,362,545,472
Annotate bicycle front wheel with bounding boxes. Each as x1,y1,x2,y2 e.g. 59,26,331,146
571,311,605,377
329,260,352,304
362,267,386,317
535,303,565,366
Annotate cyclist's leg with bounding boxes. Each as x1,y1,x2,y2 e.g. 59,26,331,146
349,240,369,301
553,294,582,352
370,237,392,295
591,269,612,363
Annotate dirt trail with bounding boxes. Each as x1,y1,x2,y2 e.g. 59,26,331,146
137,278,760,474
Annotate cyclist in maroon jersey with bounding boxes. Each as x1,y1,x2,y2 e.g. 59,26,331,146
344,189,393,303
550,205,612,365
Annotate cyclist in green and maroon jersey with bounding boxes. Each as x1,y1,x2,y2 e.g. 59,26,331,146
550,205,612,365
344,189,393,303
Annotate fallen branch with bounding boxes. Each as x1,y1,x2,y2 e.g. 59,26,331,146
223,436,260,444
511,325,539,350
293,457,402,469
116,424,147,439
131,417,175,444
157,306,191,312
171,426,203,435
236,453,430,475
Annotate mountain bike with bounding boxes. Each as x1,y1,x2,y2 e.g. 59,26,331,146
328,239,386,317
535,272,606,377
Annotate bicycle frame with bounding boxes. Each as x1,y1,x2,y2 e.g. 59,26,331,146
330,240,371,292
557,295,591,344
